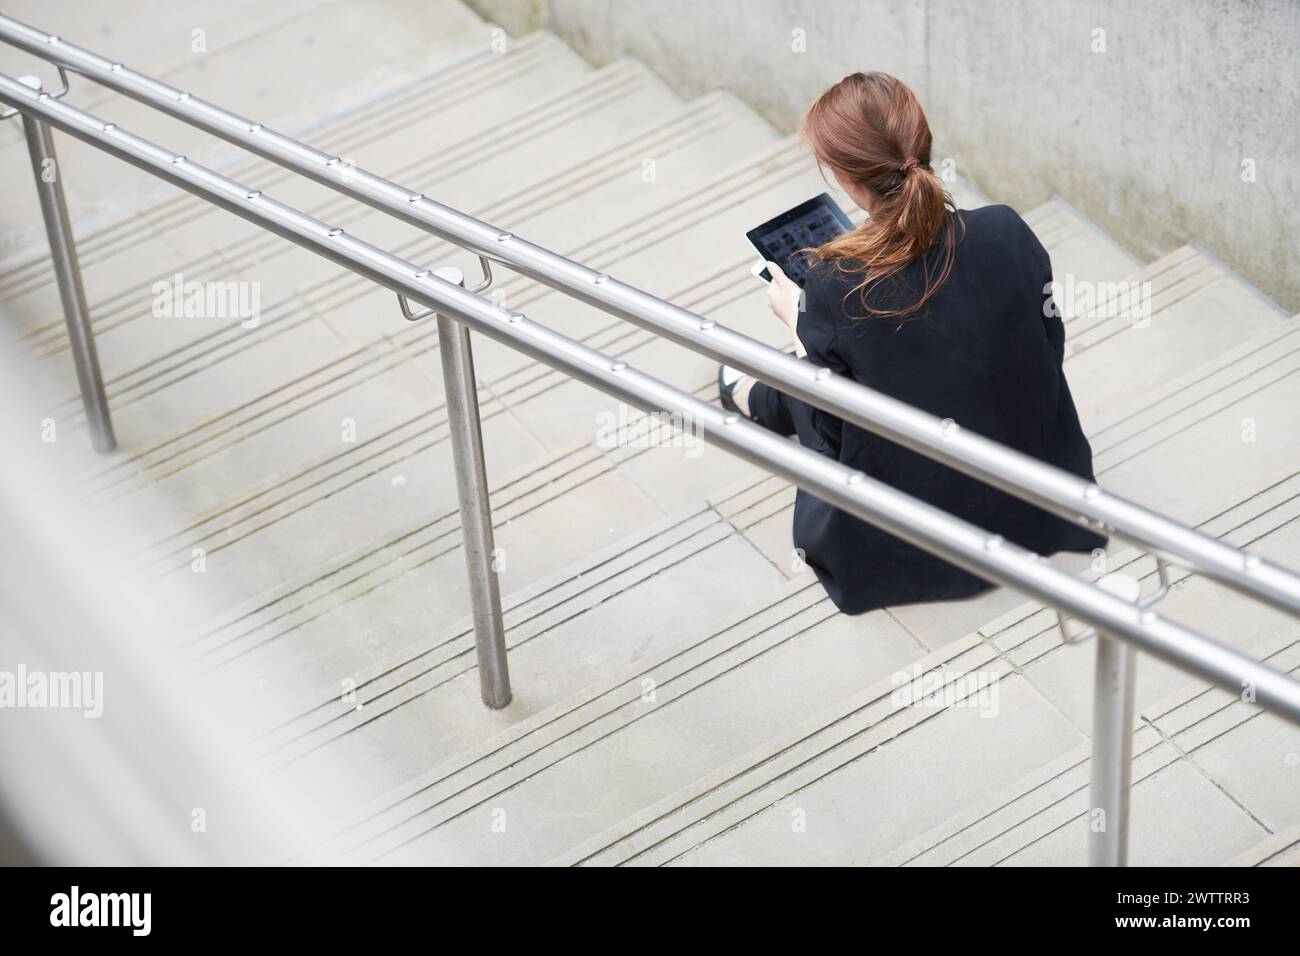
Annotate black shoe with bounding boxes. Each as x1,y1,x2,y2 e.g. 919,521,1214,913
718,364,747,415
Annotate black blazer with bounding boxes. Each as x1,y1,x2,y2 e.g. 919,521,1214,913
788,204,1105,615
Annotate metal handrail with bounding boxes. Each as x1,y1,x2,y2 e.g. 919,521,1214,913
3,13,1297,621
3,38,1298,869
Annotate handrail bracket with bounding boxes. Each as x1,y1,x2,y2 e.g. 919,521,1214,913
398,255,493,321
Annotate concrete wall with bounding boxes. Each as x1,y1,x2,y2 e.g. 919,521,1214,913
468,0,1300,312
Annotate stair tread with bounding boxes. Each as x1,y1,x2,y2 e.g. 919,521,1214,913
0,0,491,268
1228,823,1300,867
1024,195,1143,291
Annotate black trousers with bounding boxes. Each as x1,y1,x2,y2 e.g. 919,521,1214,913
747,381,800,438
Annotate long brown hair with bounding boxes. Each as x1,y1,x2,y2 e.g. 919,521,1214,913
802,72,961,319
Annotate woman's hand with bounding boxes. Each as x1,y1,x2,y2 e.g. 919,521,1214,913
766,262,807,357
766,261,801,330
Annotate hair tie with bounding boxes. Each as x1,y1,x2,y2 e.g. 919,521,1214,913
899,158,920,175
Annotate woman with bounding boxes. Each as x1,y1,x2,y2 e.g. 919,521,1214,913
719,71,1104,615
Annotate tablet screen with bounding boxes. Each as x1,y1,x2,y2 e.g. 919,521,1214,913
746,193,853,286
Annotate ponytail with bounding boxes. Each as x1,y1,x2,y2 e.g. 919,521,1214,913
802,72,961,320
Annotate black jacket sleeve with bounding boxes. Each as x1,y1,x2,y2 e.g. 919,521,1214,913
792,264,853,459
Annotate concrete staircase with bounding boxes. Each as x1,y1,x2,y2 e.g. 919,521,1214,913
1,0,1296,866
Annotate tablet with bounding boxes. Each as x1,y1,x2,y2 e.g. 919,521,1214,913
746,192,853,286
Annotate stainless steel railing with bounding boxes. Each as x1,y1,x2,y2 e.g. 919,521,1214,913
2,21,1298,867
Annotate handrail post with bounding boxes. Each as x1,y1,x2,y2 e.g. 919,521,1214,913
16,75,114,452
1089,635,1136,865
433,266,511,709
1088,578,1140,866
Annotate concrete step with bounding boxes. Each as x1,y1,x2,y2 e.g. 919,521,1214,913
1022,196,1142,294
53,74,756,450
884,581,1300,863
97,93,783,633
899,462,1300,866
0,0,489,264
193,428,776,740
28,49,652,406
0,30,584,312
1229,825,1300,867
560,479,1300,867
608,339,1300,865
1090,322,1300,470
73,72,724,470
1066,244,1291,431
